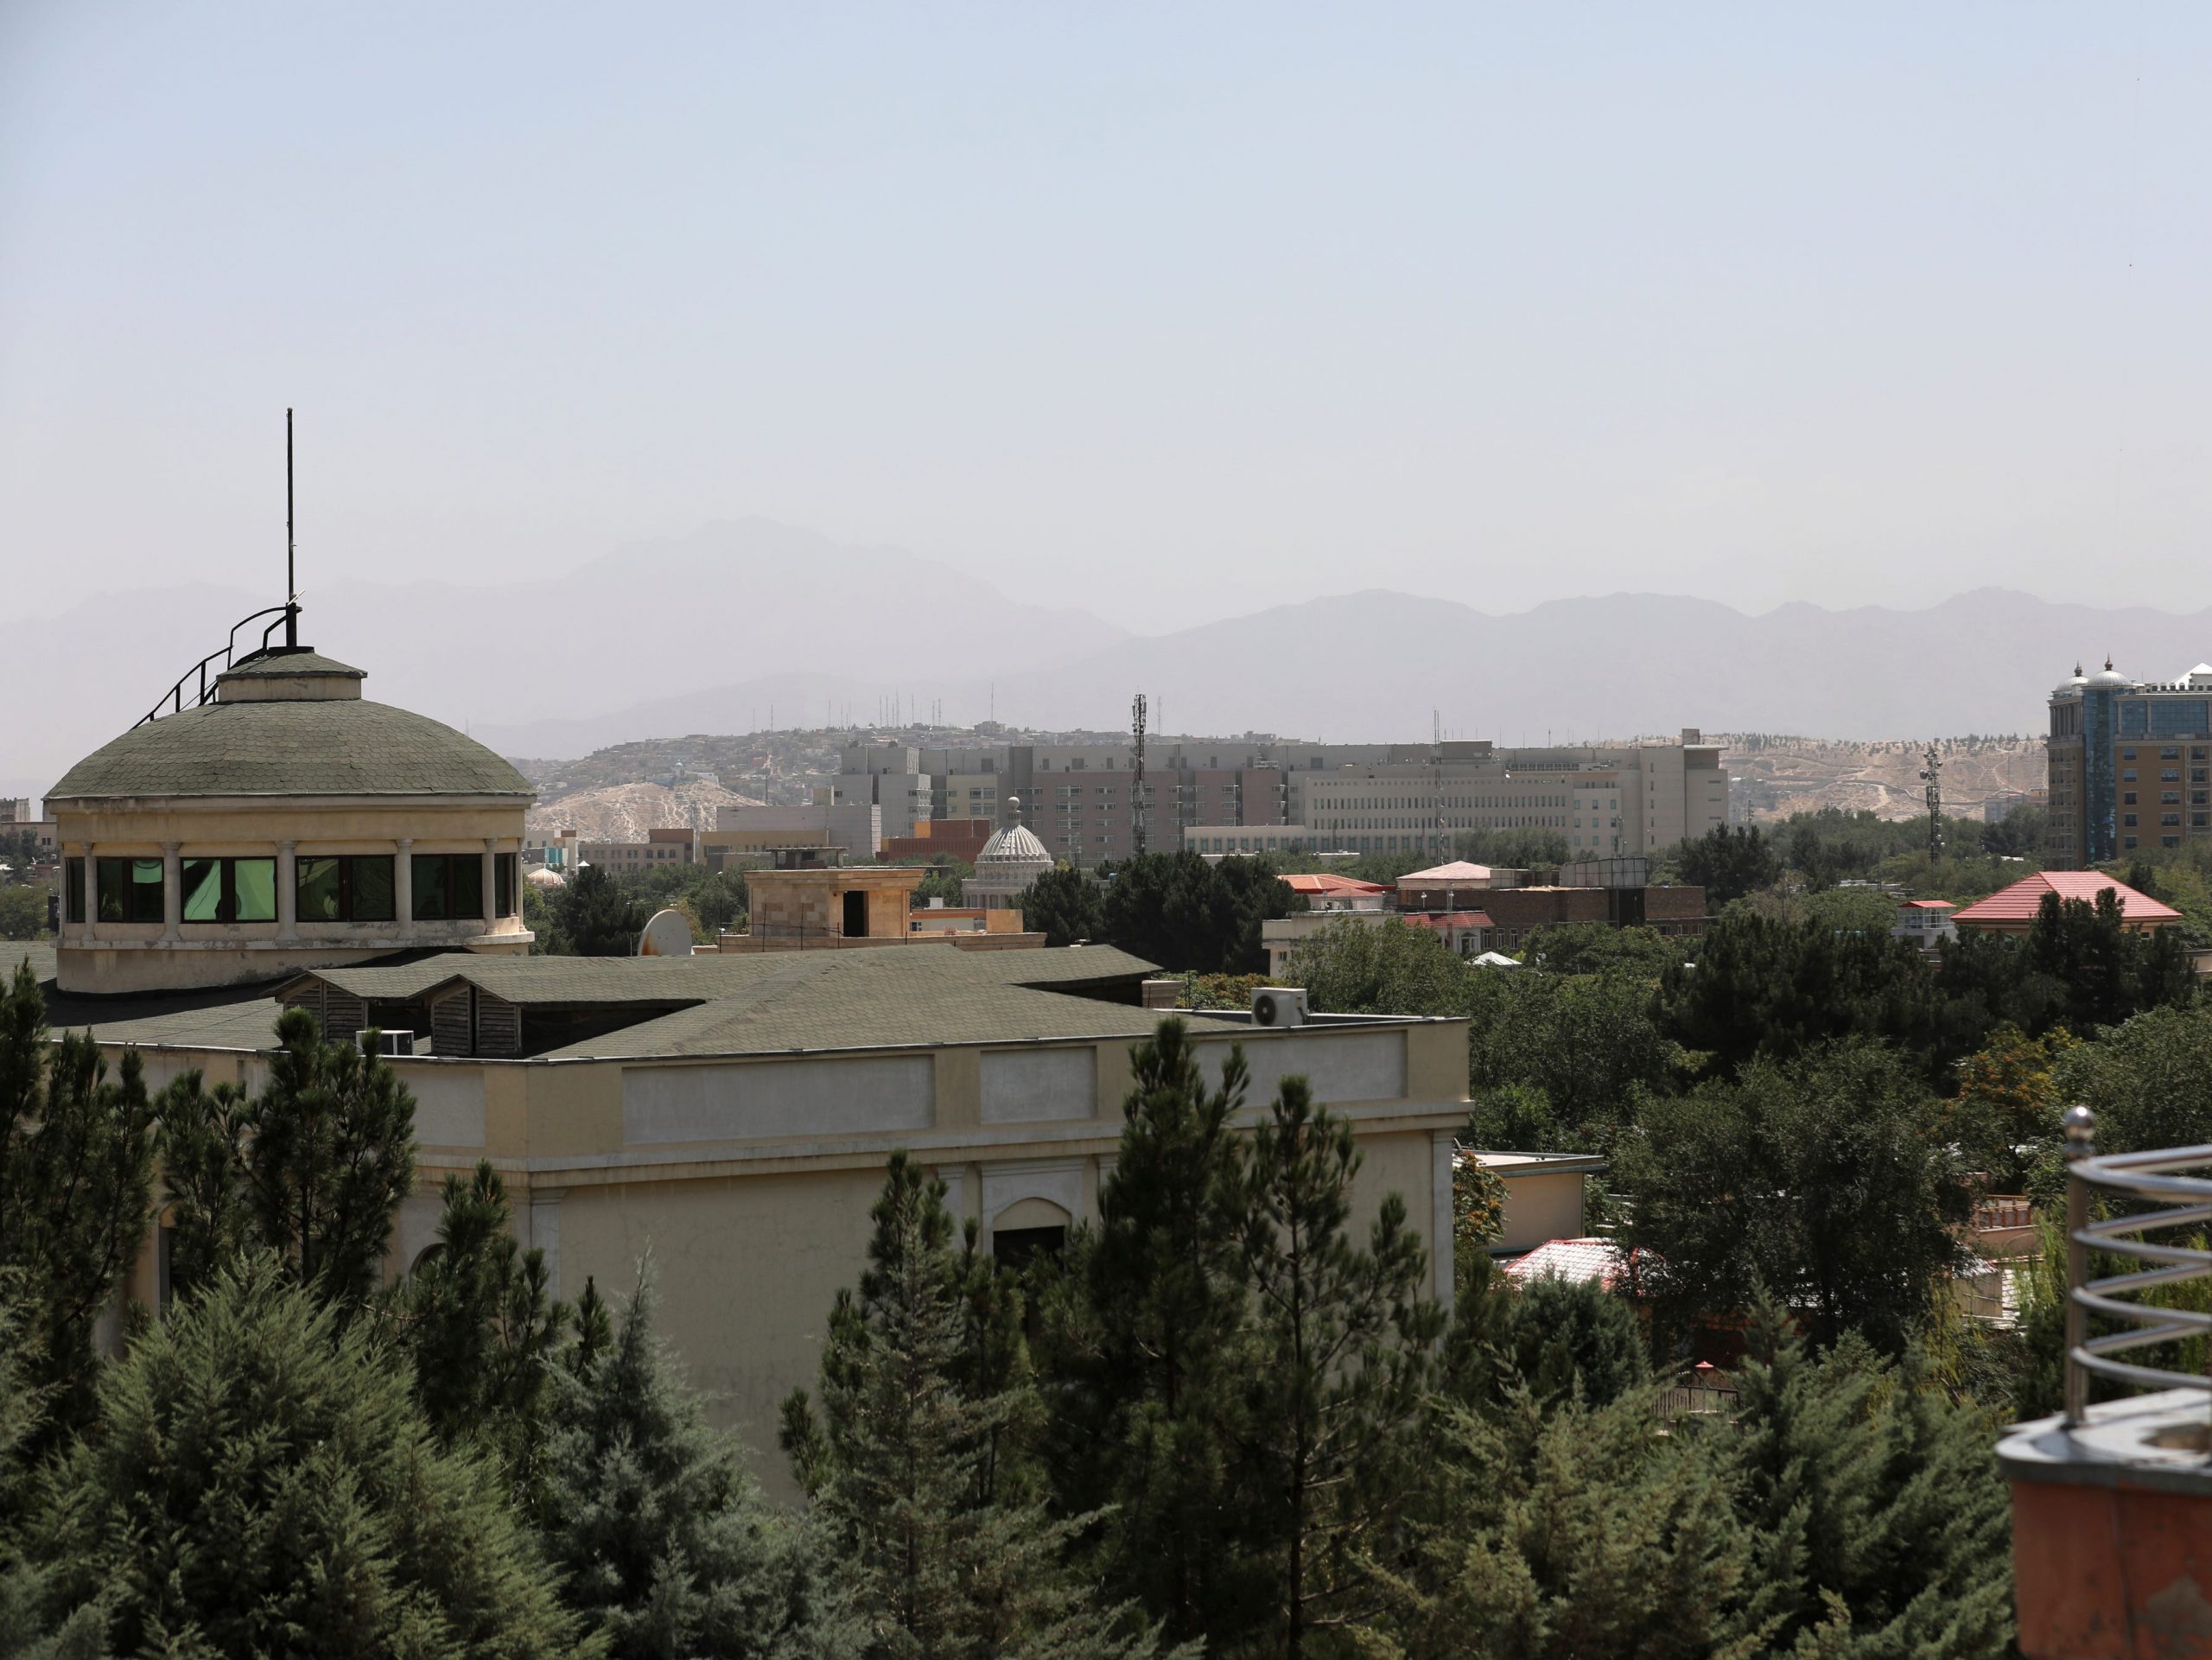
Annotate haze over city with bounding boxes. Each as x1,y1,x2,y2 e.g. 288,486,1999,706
5,3,2209,642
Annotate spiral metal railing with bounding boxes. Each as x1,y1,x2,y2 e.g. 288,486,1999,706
2061,1104,2212,1426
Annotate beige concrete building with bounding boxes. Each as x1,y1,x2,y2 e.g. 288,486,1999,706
46,943,1470,1488
46,650,533,994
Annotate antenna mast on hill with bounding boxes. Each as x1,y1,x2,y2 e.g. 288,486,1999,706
1920,742,1943,866
1131,692,1148,857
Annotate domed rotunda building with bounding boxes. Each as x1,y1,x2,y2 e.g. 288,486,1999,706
962,798,1055,912
48,646,534,994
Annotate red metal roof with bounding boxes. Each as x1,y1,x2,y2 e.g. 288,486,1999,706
1398,861,1495,884
1503,1237,1628,1289
1281,872,1389,897
1903,899,1956,911
1951,871,2182,925
1402,910,1494,930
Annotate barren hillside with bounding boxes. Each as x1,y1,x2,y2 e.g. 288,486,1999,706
1721,735,2044,821
526,779,763,843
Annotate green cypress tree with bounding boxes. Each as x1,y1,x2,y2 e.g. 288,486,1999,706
149,1070,253,1307
1037,1021,1270,1652
0,1290,110,1659
159,1009,416,1320
239,1008,417,1315
1240,1078,1444,1657
783,1154,1174,1660
559,865,646,957
35,1257,594,1659
539,1271,856,1660
397,1161,567,1484
0,962,155,1424
1729,1297,2012,1658
1383,1390,1776,1660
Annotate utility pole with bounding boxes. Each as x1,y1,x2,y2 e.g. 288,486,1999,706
1920,742,1943,866
1131,692,1148,857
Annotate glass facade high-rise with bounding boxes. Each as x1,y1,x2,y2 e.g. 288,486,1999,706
2048,662,2212,866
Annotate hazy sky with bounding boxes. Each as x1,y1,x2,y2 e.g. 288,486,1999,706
4,4,2209,633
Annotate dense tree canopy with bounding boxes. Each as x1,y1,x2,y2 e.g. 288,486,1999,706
1096,851,1299,975
1617,1040,1968,1353
39,1259,593,1658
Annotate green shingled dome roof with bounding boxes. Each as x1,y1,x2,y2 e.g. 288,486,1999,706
217,650,367,680
48,698,535,801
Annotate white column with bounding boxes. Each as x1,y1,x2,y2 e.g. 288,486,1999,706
481,839,497,929
395,839,415,942
276,840,298,942
161,843,181,942
1432,1129,1459,1318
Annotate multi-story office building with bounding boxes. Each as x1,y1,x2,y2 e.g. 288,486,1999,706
2046,661,2212,865
839,732,1726,866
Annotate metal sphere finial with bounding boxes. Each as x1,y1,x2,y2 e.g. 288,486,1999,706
2062,1104,2097,1159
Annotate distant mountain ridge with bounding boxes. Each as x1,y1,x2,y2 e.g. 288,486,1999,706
471,584,2212,758
9,515,2208,785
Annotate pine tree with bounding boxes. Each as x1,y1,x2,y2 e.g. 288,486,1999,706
560,865,646,957
1383,1390,1774,1660
158,1008,416,1321
0,1290,110,1659
149,1070,252,1304
35,1257,594,1659
397,1161,567,1485
0,962,155,1424
243,1008,417,1313
539,1271,856,1660
1037,1021,1272,1653
1240,1078,1444,1657
783,1154,1173,1660
1729,1297,2013,1658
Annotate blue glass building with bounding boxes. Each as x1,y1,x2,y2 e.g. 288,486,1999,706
2047,661,2212,866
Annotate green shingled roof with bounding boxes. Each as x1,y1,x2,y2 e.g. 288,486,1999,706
218,650,366,680
48,699,535,801
288,944,1176,1058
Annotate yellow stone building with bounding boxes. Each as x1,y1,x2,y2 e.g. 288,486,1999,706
34,646,1471,1488
47,649,533,993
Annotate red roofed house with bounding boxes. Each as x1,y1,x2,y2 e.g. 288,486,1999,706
1502,1237,1635,1291
1891,898,1958,949
1400,909,1495,958
1950,870,2183,938
1279,872,1390,912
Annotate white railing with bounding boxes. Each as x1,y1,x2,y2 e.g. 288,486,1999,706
2062,1105,2212,1425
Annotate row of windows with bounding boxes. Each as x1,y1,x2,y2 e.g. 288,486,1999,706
67,854,518,925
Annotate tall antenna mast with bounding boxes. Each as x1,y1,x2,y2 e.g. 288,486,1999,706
1131,691,1149,858
1920,741,1943,866
284,408,298,648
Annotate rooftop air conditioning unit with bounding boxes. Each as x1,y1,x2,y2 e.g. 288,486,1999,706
361,1030,414,1058
1250,987,1308,1029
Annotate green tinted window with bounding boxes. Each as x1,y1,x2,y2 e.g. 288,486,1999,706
453,854,484,920
65,859,84,925
350,856,395,921
182,858,222,921
130,859,164,923
297,856,341,921
411,854,448,920
95,858,128,922
232,859,276,922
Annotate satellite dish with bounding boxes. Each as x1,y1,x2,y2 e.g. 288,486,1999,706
638,908,694,957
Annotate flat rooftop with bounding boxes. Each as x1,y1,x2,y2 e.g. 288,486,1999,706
8,942,1298,1060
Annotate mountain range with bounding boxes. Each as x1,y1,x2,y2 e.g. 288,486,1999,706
8,519,2208,790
